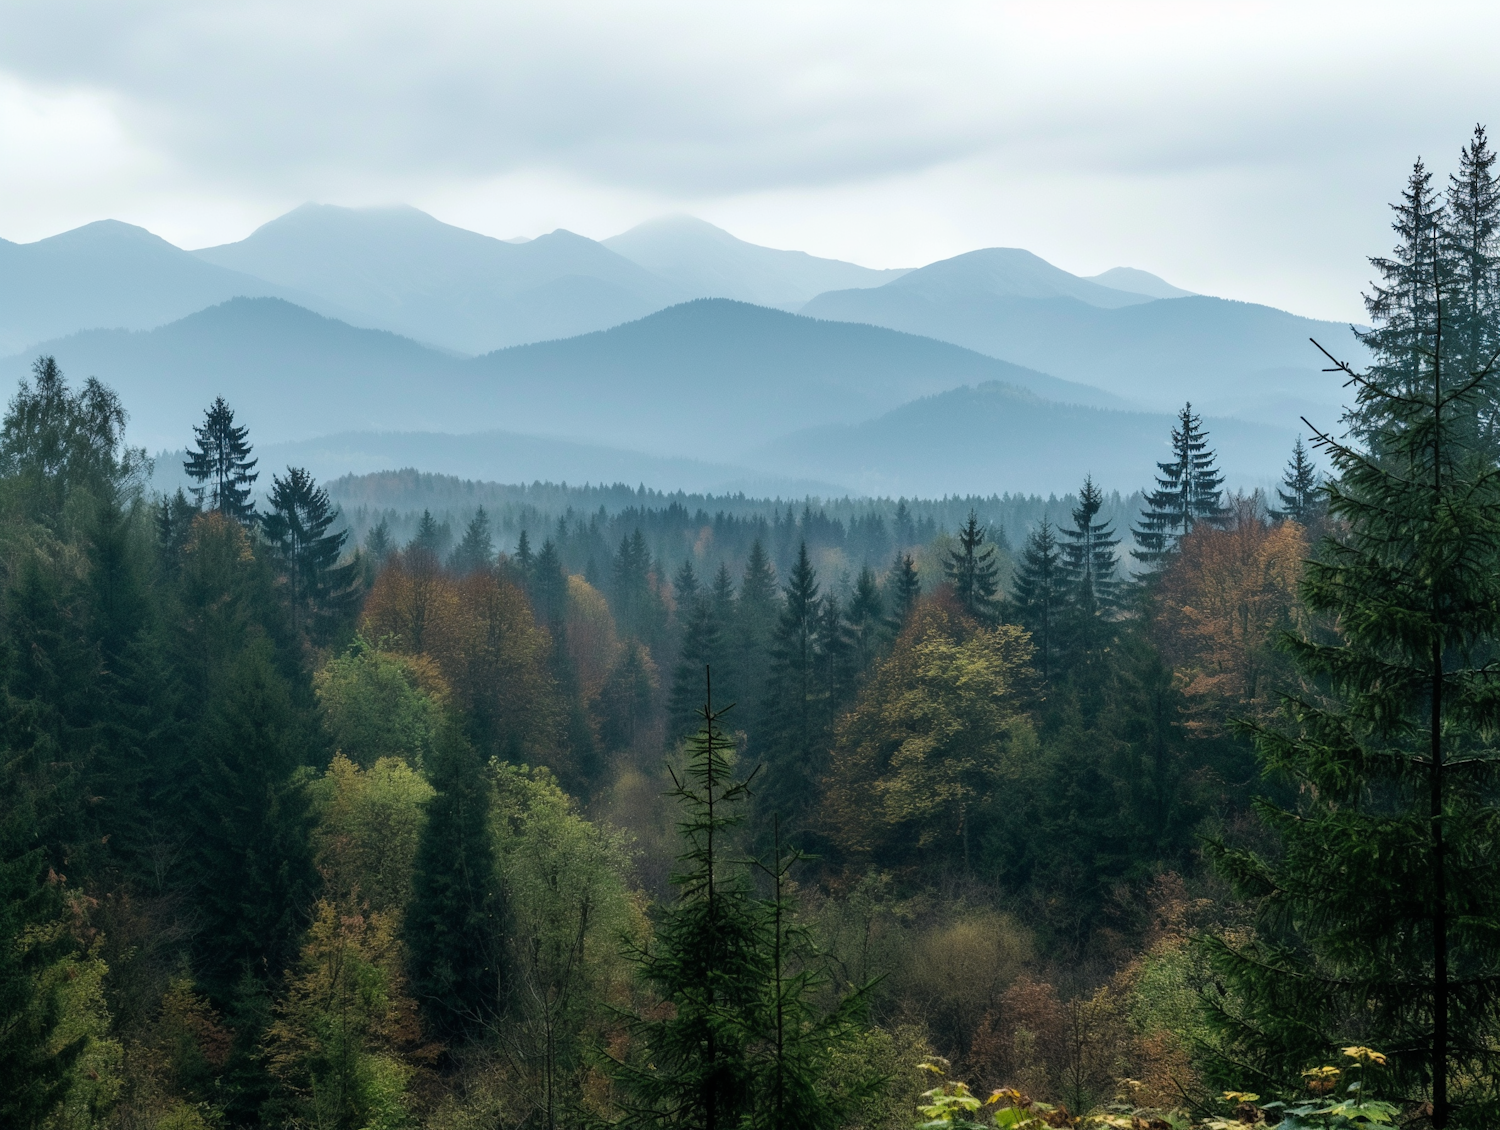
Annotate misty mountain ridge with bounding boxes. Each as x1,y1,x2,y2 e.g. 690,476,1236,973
6,294,1292,497
602,214,909,307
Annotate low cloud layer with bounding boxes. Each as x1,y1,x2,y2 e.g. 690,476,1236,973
1,1,1494,320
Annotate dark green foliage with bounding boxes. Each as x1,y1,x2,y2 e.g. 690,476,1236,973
409,508,447,558
672,557,700,608
759,544,823,828
448,506,495,575
944,511,1000,623
1205,178,1500,1127
530,538,568,632
1060,475,1120,663
885,551,920,634
405,721,504,1044
262,466,360,644
1444,125,1500,444
1269,436,1322,524
847,565,884,673
155,487,197,572
0,356,145,526
670,582,723,742
1133,402,1224,564
0,751,85,1130
1010,520,1065,683
729,541,778,737
513,528,535,578
598,643,658,754
613,685,764,1130
612,529,668,650
186,643,317,1006
184,396,257,524
363,518,393,563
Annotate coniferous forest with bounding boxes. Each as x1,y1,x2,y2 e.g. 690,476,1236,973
9,133,1500,1130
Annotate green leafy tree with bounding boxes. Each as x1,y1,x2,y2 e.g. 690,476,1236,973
404,720,504,1045
0,355,145,526
314,637,443,769
1133,403,1224,564
944,512,1000,624
1205,204,1500,1127
261,466,360,644
184,397,257,525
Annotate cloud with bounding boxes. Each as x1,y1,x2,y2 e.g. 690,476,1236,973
0,0,1495,318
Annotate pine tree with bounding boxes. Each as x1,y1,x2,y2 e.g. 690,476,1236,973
184,396,257,524
944,511,1000,623
673,558,700,610
1444,126,1500,450
1133,403,1224,564
1269,437,1322,524
1205,191,1500,1127
187,643,317,1006
1010,520,1066,684
886,552,920,634
513,529,535,580
613,677,764,1130
405,720,504,1044
409,509,445,559
846,565,885,674
448,507,495,575
731,541,778,738
758,544,822,828
261,467,360,643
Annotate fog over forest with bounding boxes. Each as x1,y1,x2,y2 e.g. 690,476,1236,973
5,7,1500,1130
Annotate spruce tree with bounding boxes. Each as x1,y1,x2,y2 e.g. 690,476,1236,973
405,720,504,1044
184,396,257,524
758,544,822,827
363,518,392,564
513,529,535,580
448,507,495,575
670,586,722,742
813,591,854,723
530,538,569,633
409,509,445,559
731,541,778,738
261,466,359,643
847,565,885,673
1133,402,1224,564
1010,520,1065,684
156,487,197,572
613,677,764,1130
944,511,1000,623
673,558,700,610
1269,437,1322,524
886,551,920,634
1060,475,1120,610
1205,187,1500,1127
1444,125,1500,443
188,643,317,1006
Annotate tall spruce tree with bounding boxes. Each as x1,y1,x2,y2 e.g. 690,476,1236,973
732,541,778,739
1010,520,1066,684
886,551,920,635
405,721,504,1044
1060,475,1120,610
758,544,821,828
448,507,495,575
1205,166,1500,1127
1133,403,1224,564
847,565,885,674
614,678,764,1130
261,467,360,643
944,511,1000,623
184,397,257,524
1269,437,1322,524
669,594,723,742
409,509,445,559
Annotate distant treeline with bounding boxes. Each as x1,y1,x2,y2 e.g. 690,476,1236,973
325,467,1146,588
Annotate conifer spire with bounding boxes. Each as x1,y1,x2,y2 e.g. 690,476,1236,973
1133,403,1224,564
184,396,257,524
1270,437,1321,524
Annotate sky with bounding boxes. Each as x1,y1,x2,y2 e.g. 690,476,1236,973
1,0,1496,322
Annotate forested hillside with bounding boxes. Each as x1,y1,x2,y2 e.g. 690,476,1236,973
7,132,1500,1130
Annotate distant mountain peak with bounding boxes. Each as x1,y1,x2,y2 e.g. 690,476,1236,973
1086,266,1196,300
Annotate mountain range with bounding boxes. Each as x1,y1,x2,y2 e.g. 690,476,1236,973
0,202,1350,495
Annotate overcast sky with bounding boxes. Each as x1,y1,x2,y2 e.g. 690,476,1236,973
2,0,1496,321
